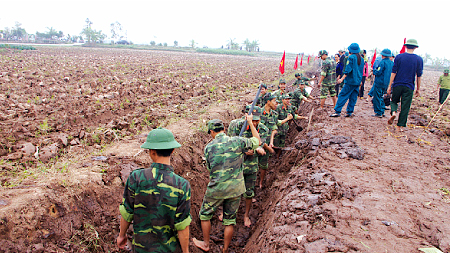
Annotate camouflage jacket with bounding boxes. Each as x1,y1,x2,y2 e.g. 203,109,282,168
276,105,298,135
119,163,192,253
204,132,259,198
321,58,337,85
272,89,286,104
260,108,280,137
227,118,269,174
290,87,309,110
293,77,311,86
256,93,268,107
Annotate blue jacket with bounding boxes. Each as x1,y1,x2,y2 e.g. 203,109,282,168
373,58,394,89
343,54,364,86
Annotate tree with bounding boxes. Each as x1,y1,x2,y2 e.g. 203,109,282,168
80,19,106,43
110,21,123,41
250,40,259,52
243,38,251,51
163,42,167,47
11,22,26,40
174,40,178,47
150,41,156,46
227,38,239,50
190,39,197,48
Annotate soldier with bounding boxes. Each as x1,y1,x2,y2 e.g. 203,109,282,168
317,50,337,109
259,93,281,188
117,128,191,253
293,73,313,87
275,94,307,156
272,79,287,104
227,106,268,227
193,117,261,253
372,48,394,117
255,83,269,107
437,69,450,104
290,80,313,111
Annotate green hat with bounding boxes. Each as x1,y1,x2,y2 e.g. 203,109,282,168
295,73,302,77
245,105,262,120
404,38,419,47
141,127,181,150
260,83,267,89
265,93,276,102
444,69,450,73
279,78,286,84
281,94,291,100
207,119,224,133
318,50,328,56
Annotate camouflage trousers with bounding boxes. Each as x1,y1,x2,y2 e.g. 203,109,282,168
320,83,337,99
258,152,269,170
274,133,287,148
199,195,241,226
243,172,257,199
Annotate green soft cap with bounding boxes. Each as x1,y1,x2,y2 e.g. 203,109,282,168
207,119,224,132
279,78,286,84
141,127,181,150
318,50,328,56
245,105,262,120
281,94,291,100
444,69,449,73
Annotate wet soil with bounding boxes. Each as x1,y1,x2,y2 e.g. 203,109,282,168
1,47,449,253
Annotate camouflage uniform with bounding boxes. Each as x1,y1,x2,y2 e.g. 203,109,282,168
293,77,311,86
120,163,192,253
290,87,310,111
320,57,337,99
259,108,280,169
274,104,298,147
201,132,259,225
227,118,269,198
256,93,269,107
272,89,286,104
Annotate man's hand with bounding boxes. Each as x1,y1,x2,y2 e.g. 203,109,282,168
245,150,254,156
246,114,253,123
415,90,420,97
287,114,293,120
386,86,391,95
117,234,128,250
256,147,266,156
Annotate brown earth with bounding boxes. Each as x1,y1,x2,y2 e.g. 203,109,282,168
1,47,449,253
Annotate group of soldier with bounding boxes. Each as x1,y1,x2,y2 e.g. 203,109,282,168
115,39,442,253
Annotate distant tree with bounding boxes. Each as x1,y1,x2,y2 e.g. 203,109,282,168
227,38,239,50
110,21,123,42
2,27,11,40
174,40,178,47
250,40,259,52
157,43,162,46
163,42,167,47
150,41,156,46
80,19,106,43
190,39,197,48
243,38,251,51
11,22,27,40
423,53,432,65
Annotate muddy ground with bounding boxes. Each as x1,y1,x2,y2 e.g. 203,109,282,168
1,47,449,253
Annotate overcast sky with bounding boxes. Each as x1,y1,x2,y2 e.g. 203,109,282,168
1,0,448,59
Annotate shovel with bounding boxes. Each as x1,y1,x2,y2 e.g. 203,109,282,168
292,119,303,132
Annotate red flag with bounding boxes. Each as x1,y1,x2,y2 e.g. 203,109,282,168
279,51,285,74
400,38,406,54
300,54,303,66
294,54,298,70
307,55,311,64
371,49,377,68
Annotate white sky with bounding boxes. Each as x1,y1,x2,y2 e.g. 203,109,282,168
1,0,448,59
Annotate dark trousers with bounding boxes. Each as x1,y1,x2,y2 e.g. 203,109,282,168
390,85,414,127
359,76,366,98
439,88,450,104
